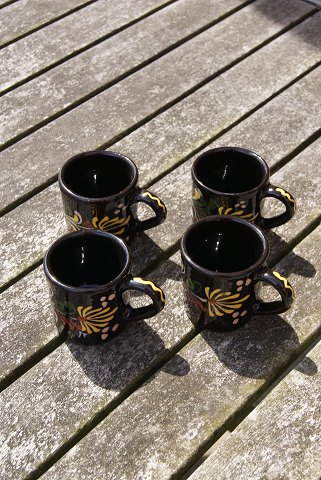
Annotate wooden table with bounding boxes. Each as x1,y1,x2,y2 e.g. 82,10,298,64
1,1,321,478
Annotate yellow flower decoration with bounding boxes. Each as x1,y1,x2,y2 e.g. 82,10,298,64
77,305,118,334
205,287,249,317
66,211,82,231
192,187,202,200
218,206,258,223
92,215,131,235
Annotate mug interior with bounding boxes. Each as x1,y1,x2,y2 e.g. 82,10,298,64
194,148,267,193
61,151,135,198
46,233,128,288
184,218,265,273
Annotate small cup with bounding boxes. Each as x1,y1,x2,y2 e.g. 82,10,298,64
43,230,165,344
192,147,296,229
58,150,167,243
180,216,294,331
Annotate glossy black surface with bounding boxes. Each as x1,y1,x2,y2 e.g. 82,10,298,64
58,150,167,243
46,232,128,288
61,151,135,198
192,147,296,229
44,231,165,344
194,148,267,193
184,218,264,273
181,216,294,331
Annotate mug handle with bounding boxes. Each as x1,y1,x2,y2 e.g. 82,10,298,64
121,277,165,322
259,184,296,229
253,268,294,315
130,191,167,232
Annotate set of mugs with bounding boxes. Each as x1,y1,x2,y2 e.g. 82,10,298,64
44,147,296,344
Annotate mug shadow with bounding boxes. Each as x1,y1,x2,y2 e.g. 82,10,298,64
200,314,318,379
130,232,179,278
66,318,190,390
267,230,316,278
254,0,321,50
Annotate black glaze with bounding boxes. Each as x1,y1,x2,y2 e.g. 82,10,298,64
180,216,294,331
192,147,296,229
59,150,167,243
44,231,165,344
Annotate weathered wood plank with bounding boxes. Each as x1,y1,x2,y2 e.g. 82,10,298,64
1,68,321,289
189,343,321,480
1,133,320,384
0,0,251,147
0,2,317,210
0,0,171,93
39,226,321,480
0,0,94,47
0,252,195,480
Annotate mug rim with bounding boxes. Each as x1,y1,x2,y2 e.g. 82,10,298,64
180,215,269,278
192,146,270,196
58,150,139,203
43,230,131,293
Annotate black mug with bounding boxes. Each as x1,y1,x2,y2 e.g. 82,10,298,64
43,231,166,344
192,147,296,229
59,150,167,243
180,216,294,331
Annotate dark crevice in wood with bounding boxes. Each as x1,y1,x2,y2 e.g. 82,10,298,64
0,9,318,220
0,336,65,393
0,0,179,97
24,328,198,480
0,0,256,150
270,127,321,175
0,258,43,295
0,0,20,10
22,218,320,479
0,0,100,51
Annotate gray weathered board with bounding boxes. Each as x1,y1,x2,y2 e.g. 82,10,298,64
0,0,252,146
0,0,172,93
1,4,319,210
1,132,320,388
1,65,321,288
189,342,321,480
1,1,321,479
39,227,321,480
0,0,95,47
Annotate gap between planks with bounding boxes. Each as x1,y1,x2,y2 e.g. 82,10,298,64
0,121,320,295
0,0,179,97
25,222,321,480
1,27,320,221
0,0,100,51
178,320,321,480
0,0,257,150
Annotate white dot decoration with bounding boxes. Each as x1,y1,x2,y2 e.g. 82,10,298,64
112,323,119,332
114,209,120,214
237,287,243,292
100,296,106,301
236,280,244,286
241,310,247,317
102,326,109,333
101,333,109,341
102,301,108,308
233,318,239,325
108,293,115,301
125,236,130,241
232,312,239,318
245,278,252,286
117,203,124,208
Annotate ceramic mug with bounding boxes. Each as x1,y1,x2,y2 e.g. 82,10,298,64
43,230,165,344
180,216,294,331
59,150,167,243
192,147,296,229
